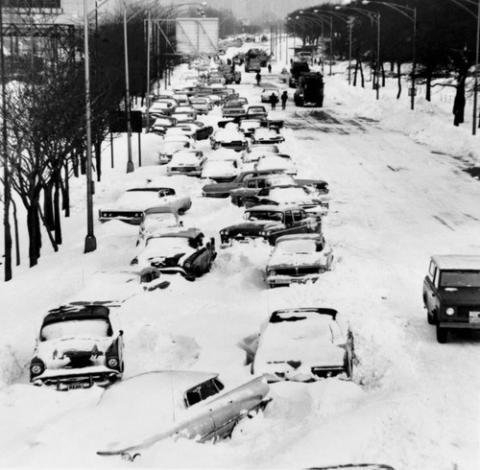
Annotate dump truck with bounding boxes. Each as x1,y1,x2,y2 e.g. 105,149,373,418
294,72,324,107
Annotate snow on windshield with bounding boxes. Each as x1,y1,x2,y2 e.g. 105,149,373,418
41,319,110,341
144,214,178,232
277,239,316,254
268,313,335,343
145,236,190,255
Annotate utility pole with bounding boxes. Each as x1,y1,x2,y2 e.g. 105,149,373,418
83,0,97,253
123,3,134,173
474,0,480,133
0,0,12,280
376,12,381,100
146,12,151,130
348,19,353,85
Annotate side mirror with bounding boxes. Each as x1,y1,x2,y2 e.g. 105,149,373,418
130,257,138,265
119,330,124,336
179,220,184,227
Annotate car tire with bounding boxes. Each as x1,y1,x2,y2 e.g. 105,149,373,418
436,324,448,343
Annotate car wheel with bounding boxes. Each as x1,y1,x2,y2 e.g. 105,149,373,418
436,324,448,343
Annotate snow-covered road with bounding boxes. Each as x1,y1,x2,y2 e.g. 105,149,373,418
0,44,479,470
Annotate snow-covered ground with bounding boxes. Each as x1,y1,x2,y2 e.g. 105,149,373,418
0,37,479,469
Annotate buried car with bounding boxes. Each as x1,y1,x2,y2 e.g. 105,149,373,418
98,187,192,225
30,303,124,389
137,207,183,247
157,135,192,164
166,150,206,177
210,128,248,151
96,371,271,459
423,254,480,343
251,308,354,381
265,234,333,288
132,229,216,280
220,204,321,246
201,159,238,183
251,128,285,145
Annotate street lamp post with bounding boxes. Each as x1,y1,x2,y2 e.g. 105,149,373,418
123,2,134,174
83,0,97,253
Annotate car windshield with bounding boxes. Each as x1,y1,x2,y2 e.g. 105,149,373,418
269,187,308,200
278,239,316,254
440,270,480,288
144,213,178,232
249,107,265,113
225,101,243,108
245,210,283,222
41,319,110,341
145,236,190,253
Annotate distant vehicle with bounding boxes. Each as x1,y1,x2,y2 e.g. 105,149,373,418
230,174,296,206
172,93,189,105
201,159,238,183
96,371,270,458
149,100,176,116
171,112,196,124
137,207,182,247
245,49,262,72
222,100,247,119
166,150,205,177
252,308,354,381
261,86,280,103
173,105,197,119
294,72,324,107
295,50,312,62
245,155,297,176
132,229,217,280
251,128,285,145
239,118,263,137
157,135,192,164
210,128,248,152
189,97,213,115
149,116,177,135
265,234,333,287
220,204,322,246
246,105,268,120
423,255,480,343
30,303,124,389
289,61,310,88
98,187,192,224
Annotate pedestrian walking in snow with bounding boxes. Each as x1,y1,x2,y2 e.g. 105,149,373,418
267,63,272,73
270,93,279,110
255,71,261,86
281,91,288,110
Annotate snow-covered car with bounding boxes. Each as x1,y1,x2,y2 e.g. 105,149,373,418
210,128,248,151
30,303,124,389
149,99,176,116
96,371,270,457
265,234,333,287
251,308,354,381
260,86,280,103
171,112,196,123
165,123,204,139
239,118,264,137
246,105,268,120
189,96,213,114
98,187,192,224
166,150,205,176
173,105,197,119
222,99,247,119
243,155,297,176
149,116,177,135
230,174,297,206
132,229,217,280
251,128,285,145
201,159,239,183
172,93,189,105
220,204,322,246
137,207,182,247
423,255,480,343
242,184,329,214
157,136,192,164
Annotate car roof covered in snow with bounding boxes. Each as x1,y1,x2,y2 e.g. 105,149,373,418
245,204,303,213
126,187,170,193
43,304,110,326
143,207,177,215
432,255,480,270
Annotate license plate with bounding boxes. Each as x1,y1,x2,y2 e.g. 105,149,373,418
469,311,480,323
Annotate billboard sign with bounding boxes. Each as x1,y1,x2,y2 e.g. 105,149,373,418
175,17,219,56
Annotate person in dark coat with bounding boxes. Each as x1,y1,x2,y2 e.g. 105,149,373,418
255,71,261,86
281,91,288,110
269,92,279,110
267,63,272,73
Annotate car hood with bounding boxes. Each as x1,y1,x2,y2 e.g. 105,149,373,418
37,337,114,369
223,221,283,234
437,288,480,305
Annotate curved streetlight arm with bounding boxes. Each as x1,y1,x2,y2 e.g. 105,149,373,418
336,5,380,24
363,1,415,22
448,0,478,18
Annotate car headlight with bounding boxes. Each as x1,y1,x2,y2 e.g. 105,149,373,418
220,230,227,236
445,307,455,316
107,357,119,368
30,358,45,377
